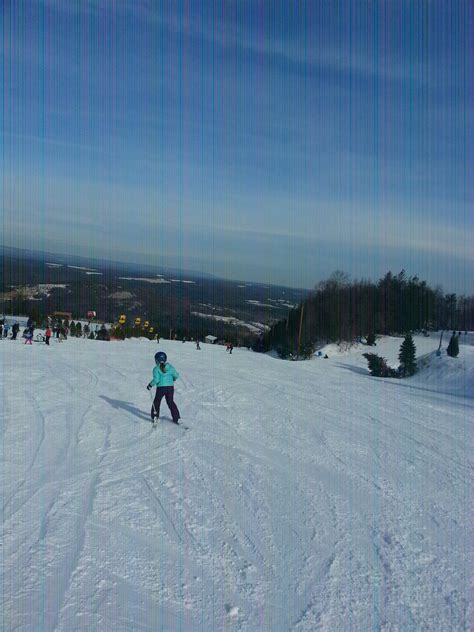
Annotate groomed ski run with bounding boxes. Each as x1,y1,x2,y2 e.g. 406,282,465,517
1,334,473,630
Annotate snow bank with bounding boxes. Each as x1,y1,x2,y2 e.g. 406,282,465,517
414,348,474,398
315,334,473,398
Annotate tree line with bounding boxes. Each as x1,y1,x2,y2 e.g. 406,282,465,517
256,270,474,358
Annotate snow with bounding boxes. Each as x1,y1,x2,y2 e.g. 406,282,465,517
191,311,267,333
1,334,472,630
2,284,67,300
169,279,196,284
246,300,278,308
118,277,171,284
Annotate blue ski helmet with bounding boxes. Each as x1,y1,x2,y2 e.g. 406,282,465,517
155,351,167,364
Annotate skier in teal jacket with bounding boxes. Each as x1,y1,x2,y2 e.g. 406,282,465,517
147,352,181,423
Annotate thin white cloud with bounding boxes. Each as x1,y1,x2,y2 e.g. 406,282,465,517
210,199,474,263
3,166,472,267
35,0,435,85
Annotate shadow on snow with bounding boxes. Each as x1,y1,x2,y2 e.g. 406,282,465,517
99,395,151,422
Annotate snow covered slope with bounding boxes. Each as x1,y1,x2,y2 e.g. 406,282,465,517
1,335,472,630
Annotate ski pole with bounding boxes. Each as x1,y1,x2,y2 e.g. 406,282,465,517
148,387,158,420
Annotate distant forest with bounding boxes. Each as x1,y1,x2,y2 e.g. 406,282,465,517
256,270,474,358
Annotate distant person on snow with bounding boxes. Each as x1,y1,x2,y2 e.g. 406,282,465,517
196,340,201,350
45,327,52,346
11,322,20,340
24,328,33,345
147,352,181,424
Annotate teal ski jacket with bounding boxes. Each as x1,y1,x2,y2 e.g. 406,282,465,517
150,363,179,387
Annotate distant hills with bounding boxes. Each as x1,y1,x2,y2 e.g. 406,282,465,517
1,246,308,344
1,245,218,281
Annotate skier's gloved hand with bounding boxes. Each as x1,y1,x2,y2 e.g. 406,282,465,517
147,383,153,391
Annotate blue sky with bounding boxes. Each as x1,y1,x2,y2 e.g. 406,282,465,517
2,1,472,291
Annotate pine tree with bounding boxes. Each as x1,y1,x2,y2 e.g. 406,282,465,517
446,332,459,358
398,333,417,377
366,333,376,346
363,353,399,378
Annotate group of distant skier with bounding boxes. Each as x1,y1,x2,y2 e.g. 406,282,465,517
0,318,37,344
0,316,118,344
0,317,71,344
0,320,21,340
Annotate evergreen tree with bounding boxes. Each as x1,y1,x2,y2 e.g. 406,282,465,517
398,333,417,377
70,321,76,336
363,353,398,378
257,269,470,357
366,333,376,346
446,332,459,358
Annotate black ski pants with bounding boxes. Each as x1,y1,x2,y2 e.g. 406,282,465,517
152,386,180,423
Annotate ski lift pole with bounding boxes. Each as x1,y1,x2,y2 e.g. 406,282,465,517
436,330,444,357
297,302,304,360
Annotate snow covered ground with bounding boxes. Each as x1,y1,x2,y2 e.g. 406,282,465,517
1,334,472,630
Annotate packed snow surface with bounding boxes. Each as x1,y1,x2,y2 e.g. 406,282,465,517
1,334,472,631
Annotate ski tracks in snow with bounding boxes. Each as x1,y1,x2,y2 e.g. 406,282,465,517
2,348,147,630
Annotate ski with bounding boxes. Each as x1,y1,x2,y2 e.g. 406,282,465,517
166,421,189,430
151,418,188,430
